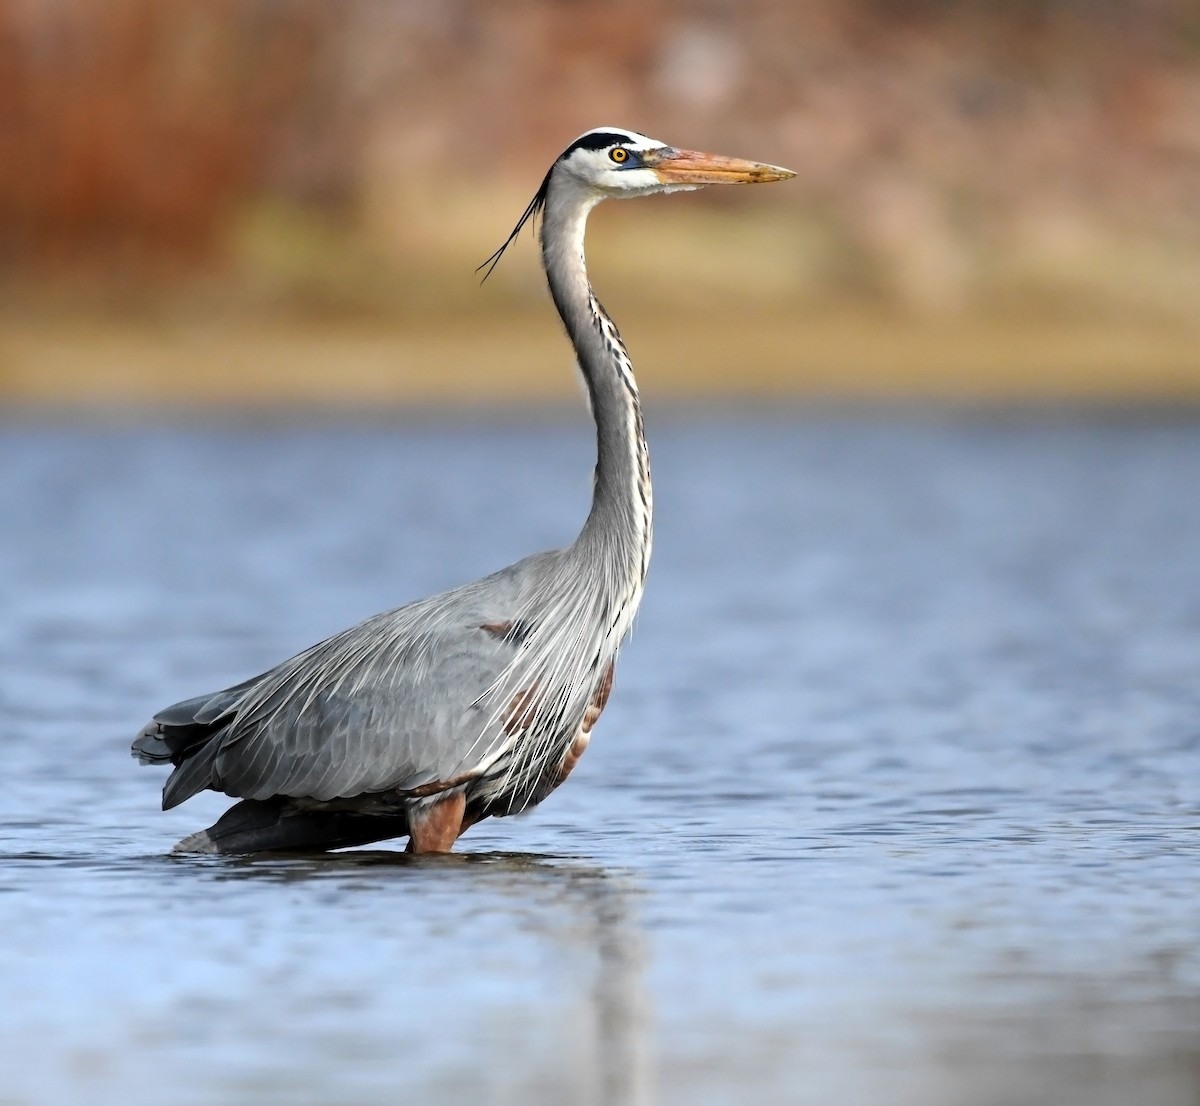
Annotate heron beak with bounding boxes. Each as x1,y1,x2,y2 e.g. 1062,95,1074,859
644,147,796,186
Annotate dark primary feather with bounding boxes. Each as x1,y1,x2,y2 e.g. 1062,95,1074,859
162,740,221,809
172,798,410,854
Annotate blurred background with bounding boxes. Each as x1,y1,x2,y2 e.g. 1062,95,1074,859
2,0,1198,406
6,7,1200,1106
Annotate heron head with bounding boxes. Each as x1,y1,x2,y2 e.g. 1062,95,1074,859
555,126,796,198
478,127,794,280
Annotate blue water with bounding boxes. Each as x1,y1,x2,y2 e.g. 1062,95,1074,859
2,410,1199,1105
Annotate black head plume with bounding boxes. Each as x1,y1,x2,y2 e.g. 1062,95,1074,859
477,165,552,282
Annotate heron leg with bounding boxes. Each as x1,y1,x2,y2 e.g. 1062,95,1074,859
406,790,467,854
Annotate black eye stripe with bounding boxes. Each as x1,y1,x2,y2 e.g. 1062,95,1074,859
564,130,639,154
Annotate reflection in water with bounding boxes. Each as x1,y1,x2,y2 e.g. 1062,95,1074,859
591,879,652,1106
193,850,654,1106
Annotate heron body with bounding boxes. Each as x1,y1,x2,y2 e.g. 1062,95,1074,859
133,127,794,854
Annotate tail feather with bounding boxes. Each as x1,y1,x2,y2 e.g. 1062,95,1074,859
133,683,255,803
131,724,174,764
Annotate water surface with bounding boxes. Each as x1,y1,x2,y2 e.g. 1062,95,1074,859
2,411,1199,1105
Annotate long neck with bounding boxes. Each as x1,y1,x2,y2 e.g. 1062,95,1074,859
540,184,652,623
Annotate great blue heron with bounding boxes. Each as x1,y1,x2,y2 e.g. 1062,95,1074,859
133,127,794,854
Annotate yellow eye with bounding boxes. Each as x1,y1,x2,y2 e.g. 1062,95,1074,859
609,148,629,163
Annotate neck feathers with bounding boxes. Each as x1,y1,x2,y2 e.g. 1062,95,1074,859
540,180,653,647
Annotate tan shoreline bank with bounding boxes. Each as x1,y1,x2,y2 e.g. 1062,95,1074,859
3,311,1199,407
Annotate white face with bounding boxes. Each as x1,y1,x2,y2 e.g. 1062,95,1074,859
555,127,693,198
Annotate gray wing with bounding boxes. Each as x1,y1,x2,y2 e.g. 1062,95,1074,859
134,556,554,810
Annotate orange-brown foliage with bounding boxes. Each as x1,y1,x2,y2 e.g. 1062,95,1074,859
0,0,335,259
1,0,1197,267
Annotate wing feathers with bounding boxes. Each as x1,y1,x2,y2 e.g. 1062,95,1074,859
134,552,565,810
